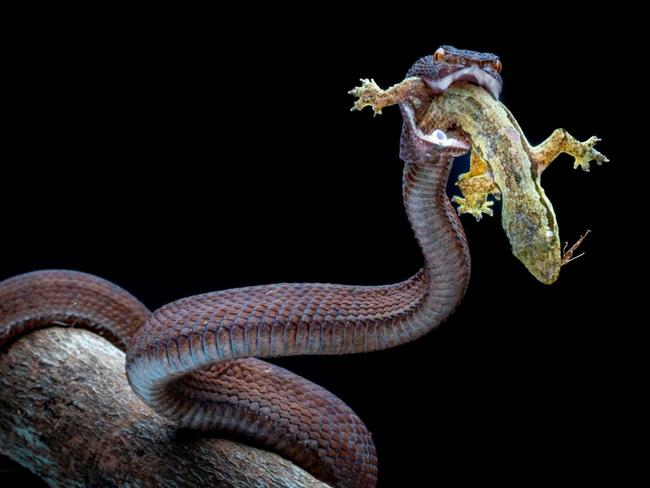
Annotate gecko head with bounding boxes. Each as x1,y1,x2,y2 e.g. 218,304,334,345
410,45,503,99
501,194,563,285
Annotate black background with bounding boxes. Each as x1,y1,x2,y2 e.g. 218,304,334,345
2,8,638,487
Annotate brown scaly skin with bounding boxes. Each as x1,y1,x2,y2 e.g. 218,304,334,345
1,46,551,488
351,47,608,284
0,82,465,488
0,141,465,487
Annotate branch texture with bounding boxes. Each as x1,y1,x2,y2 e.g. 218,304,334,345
0,327,329,487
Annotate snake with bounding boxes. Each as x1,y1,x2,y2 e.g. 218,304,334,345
0,46,503,488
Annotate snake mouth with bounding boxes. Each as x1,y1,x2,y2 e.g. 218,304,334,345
424,65,502,99
401,101,470,154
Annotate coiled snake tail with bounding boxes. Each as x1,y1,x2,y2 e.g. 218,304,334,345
0,47,489,488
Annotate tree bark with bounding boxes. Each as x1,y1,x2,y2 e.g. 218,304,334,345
0,327,330,487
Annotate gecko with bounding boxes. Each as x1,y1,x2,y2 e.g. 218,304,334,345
349,45,608,284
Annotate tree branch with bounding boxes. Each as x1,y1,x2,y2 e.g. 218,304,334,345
0,327,330,487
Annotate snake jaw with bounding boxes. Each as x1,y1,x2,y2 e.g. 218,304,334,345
420,127,470,151
424,64,503,100
418,127,470,153
401,102,470,155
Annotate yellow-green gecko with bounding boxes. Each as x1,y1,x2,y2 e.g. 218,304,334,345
350,46,608,284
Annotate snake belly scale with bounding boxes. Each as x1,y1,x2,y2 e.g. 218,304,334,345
0,47,501,488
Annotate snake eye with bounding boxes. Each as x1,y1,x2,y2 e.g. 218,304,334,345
434,47,445,62
493,60,502,73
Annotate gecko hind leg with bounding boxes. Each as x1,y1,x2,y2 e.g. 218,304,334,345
452,149,501,221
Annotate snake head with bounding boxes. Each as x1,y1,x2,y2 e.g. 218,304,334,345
407,45,503,99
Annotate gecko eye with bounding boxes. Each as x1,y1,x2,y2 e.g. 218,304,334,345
434,47,445,62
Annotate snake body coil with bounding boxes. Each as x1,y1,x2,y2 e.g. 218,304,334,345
0,47,503,488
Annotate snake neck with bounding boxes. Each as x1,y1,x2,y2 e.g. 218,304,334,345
398,157,471,342
126,154,472,388
0,159,471,367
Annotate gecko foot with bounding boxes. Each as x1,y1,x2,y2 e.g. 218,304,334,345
573,136,609,172
349,78,384,116
452,195,494,221
453,168,500,221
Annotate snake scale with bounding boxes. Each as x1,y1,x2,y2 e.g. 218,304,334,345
0,48,506,488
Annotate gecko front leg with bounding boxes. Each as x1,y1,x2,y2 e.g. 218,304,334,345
349,77,430,115
532,129,609,173
452,150,501,220
501,107,609,173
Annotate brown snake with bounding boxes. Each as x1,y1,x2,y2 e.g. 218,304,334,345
0,47,503,488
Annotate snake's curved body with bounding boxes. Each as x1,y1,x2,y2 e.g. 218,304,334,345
0,47,502,488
